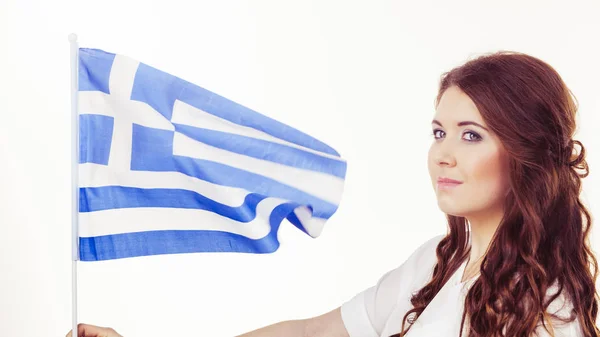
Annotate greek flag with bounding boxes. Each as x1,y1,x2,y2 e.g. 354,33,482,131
77,48,347,261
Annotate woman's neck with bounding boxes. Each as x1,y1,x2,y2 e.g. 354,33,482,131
465,206,504,262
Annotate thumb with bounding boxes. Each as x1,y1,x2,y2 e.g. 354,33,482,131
66,323,121,337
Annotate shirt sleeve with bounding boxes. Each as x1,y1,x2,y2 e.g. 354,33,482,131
340,235,444,337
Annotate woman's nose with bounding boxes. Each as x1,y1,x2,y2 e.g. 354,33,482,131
434,143,457,167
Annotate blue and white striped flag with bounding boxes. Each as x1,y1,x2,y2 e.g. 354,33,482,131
77,48,347,261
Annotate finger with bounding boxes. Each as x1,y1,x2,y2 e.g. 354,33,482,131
80,323,116,337
65,323,113,337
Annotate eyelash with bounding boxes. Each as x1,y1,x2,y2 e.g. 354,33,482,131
432,129,483,142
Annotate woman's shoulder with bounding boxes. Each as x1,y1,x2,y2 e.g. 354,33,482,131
381,234,446,285
407,234,446,265
339,234,446,335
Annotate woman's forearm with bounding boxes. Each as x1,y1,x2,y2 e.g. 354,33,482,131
236,319,307,337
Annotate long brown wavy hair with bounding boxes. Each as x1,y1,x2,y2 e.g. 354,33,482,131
391,51,599,337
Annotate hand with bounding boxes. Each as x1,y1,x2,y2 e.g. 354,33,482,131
66,323,122,337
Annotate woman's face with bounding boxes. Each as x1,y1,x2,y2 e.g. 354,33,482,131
428,86,511,218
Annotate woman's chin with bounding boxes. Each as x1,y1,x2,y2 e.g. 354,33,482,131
437,202,468,218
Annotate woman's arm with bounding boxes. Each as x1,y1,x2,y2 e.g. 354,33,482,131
65,308,349,337
236,307,349,337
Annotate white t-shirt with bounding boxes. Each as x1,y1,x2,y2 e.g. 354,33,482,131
340,234,583,337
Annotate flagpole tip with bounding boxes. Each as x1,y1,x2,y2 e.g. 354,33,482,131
68,33,78,43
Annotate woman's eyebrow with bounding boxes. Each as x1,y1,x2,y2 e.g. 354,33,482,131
432,120,489,132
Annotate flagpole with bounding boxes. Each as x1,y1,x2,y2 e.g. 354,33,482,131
69,32,80,337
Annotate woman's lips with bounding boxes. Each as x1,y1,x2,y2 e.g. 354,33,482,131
437,177,463,190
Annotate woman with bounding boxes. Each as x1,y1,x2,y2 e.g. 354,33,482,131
67,51,599,337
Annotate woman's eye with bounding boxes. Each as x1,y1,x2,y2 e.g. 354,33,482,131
463,131,482,142
432,129,445,139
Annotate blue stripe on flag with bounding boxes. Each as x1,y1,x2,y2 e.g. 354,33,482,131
173,123,346,178
130,63,185,120
179,83,341,157
128,60,341,157
286,211,310,235
79,201,301,260
79,114,114,165
80,187,268,222
79,49,115,94
130,124,338,218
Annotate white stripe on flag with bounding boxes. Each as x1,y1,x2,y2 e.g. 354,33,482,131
294,207,326,238
108,55,139,99
171,100,344,161
79,196,295,239
106,55,140,171
80,163,253,207
173,132,344,204
78,91,174,131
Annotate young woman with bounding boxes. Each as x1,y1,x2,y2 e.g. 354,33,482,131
67,51,599,337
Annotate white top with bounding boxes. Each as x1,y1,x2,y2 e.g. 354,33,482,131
340,235,583,337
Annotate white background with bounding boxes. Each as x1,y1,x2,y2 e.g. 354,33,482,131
1,1,599,336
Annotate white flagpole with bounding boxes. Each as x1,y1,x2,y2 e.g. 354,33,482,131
69,32,80,337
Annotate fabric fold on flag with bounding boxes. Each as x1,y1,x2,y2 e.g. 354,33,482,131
77,48,347,261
